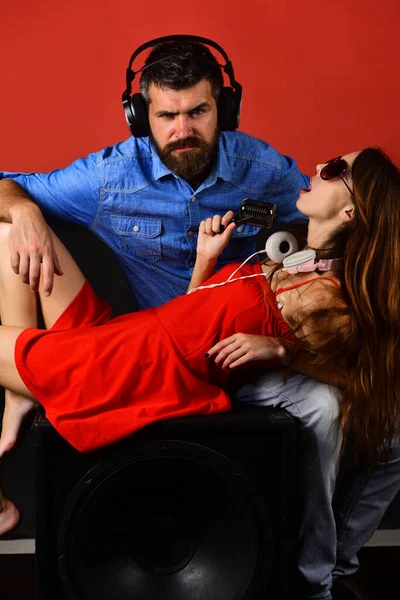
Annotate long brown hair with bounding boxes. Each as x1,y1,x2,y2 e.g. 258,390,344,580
306,148,400,461
342,148,400,461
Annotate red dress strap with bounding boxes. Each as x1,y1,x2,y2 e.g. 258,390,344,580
275,276,340,295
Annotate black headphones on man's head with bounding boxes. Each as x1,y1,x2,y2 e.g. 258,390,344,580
122,34,242,138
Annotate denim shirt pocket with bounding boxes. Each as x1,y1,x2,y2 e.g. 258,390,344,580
218,223,260,265
110,216,162,263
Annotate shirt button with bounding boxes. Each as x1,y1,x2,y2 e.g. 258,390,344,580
189,261,195,267
188,231,193,236
237,225,244,233
191,196,196,202
133,225,140,232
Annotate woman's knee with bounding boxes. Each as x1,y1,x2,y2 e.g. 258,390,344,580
0,223,16,284
0,222,12,247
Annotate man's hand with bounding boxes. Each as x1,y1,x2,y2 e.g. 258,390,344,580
206,333,287,369
196,210,236,261
8,206,63,296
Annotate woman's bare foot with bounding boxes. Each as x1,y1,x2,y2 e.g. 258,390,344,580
0,496,20,536
0,391,37,461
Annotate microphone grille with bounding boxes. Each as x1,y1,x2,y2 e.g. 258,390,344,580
236,199,276,227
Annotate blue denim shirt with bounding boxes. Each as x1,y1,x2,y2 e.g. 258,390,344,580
0,131,309,309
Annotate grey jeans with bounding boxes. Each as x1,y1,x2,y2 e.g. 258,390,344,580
236,369,400,599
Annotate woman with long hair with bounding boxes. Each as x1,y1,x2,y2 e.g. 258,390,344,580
219,147,400,465
233,147,400,599
0,148,399,600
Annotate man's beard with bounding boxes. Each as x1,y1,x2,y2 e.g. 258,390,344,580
150,129,219,181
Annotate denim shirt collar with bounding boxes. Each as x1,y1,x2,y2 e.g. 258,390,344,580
150,142,173,181
214,138,234,182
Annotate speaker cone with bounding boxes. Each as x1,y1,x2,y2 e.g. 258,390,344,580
58,440,273,600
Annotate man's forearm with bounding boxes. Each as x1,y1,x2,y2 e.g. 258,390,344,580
0,179,41,222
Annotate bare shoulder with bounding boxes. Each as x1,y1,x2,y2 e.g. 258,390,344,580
298,276,344,311
295,276,349,341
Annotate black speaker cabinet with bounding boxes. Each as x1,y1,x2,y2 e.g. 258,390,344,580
35,405,301,600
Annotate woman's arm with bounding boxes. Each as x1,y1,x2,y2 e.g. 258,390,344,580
284,347,346,389
206,277,348,389
206,332,346,389
206,333,287,365
187,211,236,292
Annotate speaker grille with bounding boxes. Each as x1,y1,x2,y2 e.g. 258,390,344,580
57,441,272,600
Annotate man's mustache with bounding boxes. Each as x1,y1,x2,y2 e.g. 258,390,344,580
166,137,202,152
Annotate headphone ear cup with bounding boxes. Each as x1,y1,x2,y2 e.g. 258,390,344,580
128,94,150,138
218,87,241,131
265,232,299,264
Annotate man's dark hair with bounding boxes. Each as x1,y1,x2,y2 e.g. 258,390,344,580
140,41,223,102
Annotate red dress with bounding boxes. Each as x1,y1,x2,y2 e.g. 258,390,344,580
15,262,297,452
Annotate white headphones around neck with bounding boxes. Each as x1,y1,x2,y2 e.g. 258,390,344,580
265,231,299,263
188,231,342,295
266,232,342,273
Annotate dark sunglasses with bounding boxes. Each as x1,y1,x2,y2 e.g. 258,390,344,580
320,157,354,196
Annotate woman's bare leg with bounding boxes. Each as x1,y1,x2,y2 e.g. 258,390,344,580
0,490,20,536
0,223,86,455
0,222,86,534
0,330,35,535
37,230,86,329
0,224,38,457
0,323,36,536
0,221,39,534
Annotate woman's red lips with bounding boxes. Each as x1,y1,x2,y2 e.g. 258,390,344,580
302,178,313,193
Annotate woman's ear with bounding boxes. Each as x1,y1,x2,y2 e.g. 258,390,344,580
341,205,355,222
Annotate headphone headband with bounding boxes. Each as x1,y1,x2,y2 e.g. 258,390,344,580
125,34,240,97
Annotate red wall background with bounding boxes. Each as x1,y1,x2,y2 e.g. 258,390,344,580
1,0,399,176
